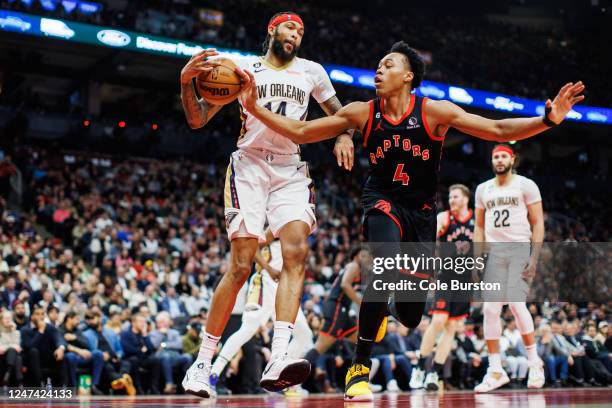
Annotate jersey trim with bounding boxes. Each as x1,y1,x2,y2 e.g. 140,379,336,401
422,97,444,141
362,100,375,147
380,94,415,126
259,56,296,71
454,208,473,224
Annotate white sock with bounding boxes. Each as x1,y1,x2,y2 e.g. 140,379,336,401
525,344,538,363
197,331,221,365
271,321,294,358
489,353,503,372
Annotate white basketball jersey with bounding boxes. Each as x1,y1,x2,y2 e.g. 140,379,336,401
233,55,336,154
475,174,541,242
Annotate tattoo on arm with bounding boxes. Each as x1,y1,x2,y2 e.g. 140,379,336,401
320,96,343,116
181,82,223,129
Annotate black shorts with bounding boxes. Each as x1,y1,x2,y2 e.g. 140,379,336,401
428,271,471,319
361,192,436,243
320,300,357,339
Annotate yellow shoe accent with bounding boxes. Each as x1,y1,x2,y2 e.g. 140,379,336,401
375,316,388,343
344,364,373,401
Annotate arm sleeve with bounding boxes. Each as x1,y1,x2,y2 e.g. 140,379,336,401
522,178,542,205
475,183,486,210
310,62,336,104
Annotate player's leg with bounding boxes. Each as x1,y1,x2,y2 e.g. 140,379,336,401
508,302,544,388
474,301,510,392
259,220,311,391
345,212,401,401
288,308,314,359
425,319,458,391
411,311,448,389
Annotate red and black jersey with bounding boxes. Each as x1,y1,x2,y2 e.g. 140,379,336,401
361,95,444,208
326,266,361,309
438,210,475,243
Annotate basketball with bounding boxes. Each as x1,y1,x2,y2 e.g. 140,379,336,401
195,58,242,105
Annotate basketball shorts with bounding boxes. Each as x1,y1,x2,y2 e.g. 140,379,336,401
320,300,358,339
224,148,316,242
482,245,531,303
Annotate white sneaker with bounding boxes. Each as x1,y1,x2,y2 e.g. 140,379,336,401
182,360,215,398
260,354,310,392
474,369,510,393
424,371,439,391
370,383,383,393
386,379,400,392
527,359,545,389
410,367,425,389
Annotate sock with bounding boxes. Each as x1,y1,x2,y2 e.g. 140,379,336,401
489,353,502,372
525,344,538,362
271,321,293,358
197,331,221,365
211,355,229,377
353,337,374,366
418,355,428,370
304,348,320,366
433,362,444,375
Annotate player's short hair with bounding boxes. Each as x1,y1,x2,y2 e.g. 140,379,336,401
449,184,470,198
349,245,364,261
262,11,301,53
389,41,426,89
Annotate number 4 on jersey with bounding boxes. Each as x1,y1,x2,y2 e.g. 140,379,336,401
393,164,410,185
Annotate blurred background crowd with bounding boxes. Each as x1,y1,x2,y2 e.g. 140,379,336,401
1,0,611,396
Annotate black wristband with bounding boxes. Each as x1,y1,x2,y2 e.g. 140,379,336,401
543,105,558,127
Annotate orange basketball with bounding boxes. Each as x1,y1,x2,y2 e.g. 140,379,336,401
195,58,242,106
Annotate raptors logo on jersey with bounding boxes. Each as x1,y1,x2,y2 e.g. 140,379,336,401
361,95,444,207
475,174,542,242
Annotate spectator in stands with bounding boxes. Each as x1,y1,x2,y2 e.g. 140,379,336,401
149,311,192,394
1,276,18,310
61,310,105,394
502,318,529,387
182,322,202,360
374,321,412,392
453,320,481,389
561,320,588,386
0,310,23,386
158,286,187,320
538,323,569,387
83,309,135,396
11,300,28,330
583,324,612,385
121,313,161,394
20,304,68,386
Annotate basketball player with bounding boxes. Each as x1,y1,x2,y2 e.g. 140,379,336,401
180,12,355,397
236,41,585,401
472,144,545,392
209,237,313,396
410,184,474,391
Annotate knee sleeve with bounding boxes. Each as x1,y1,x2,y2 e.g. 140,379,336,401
483,302,504,340
508,302,534,334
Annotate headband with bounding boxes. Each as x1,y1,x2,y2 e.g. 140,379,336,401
492,145,514,157
268,14,304,30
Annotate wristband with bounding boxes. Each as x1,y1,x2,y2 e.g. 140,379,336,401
543,105,558,127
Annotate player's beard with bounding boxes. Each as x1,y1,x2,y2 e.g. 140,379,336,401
493,162,512,175
270,32,299,62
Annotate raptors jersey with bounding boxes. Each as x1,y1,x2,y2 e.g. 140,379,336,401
233,55,336,154
362,95,444,207
475,174,541,242
438,210,475,242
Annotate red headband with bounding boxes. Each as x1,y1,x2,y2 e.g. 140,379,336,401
268,14,304,30
492,145,514,157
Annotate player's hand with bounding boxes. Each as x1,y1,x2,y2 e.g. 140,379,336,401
333,133,354,171
546,81,586,124
235,68,257,111
180,48,220,86
521,258,537,282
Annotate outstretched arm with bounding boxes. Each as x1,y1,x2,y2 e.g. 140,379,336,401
428,82,585,141
236,69,369,144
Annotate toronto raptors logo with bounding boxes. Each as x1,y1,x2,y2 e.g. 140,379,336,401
408,117,418,126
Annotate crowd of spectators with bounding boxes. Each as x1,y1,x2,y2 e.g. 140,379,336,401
0,145,610,394
1,0,610,106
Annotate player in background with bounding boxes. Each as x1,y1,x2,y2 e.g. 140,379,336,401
179,11,355,397
411,184,474,391
236,40,585,401
473,145,545,392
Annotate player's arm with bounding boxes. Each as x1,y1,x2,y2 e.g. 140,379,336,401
236,69,369,143
254,251,281,281
340,262,362,307
473,207,486,282
523,201,544,280
180,49,225,129
320,95,356,171
427,82,585,141
436,211,449,238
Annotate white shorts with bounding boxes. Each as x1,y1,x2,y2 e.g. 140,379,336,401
224,148,316,242
482,246,531,303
